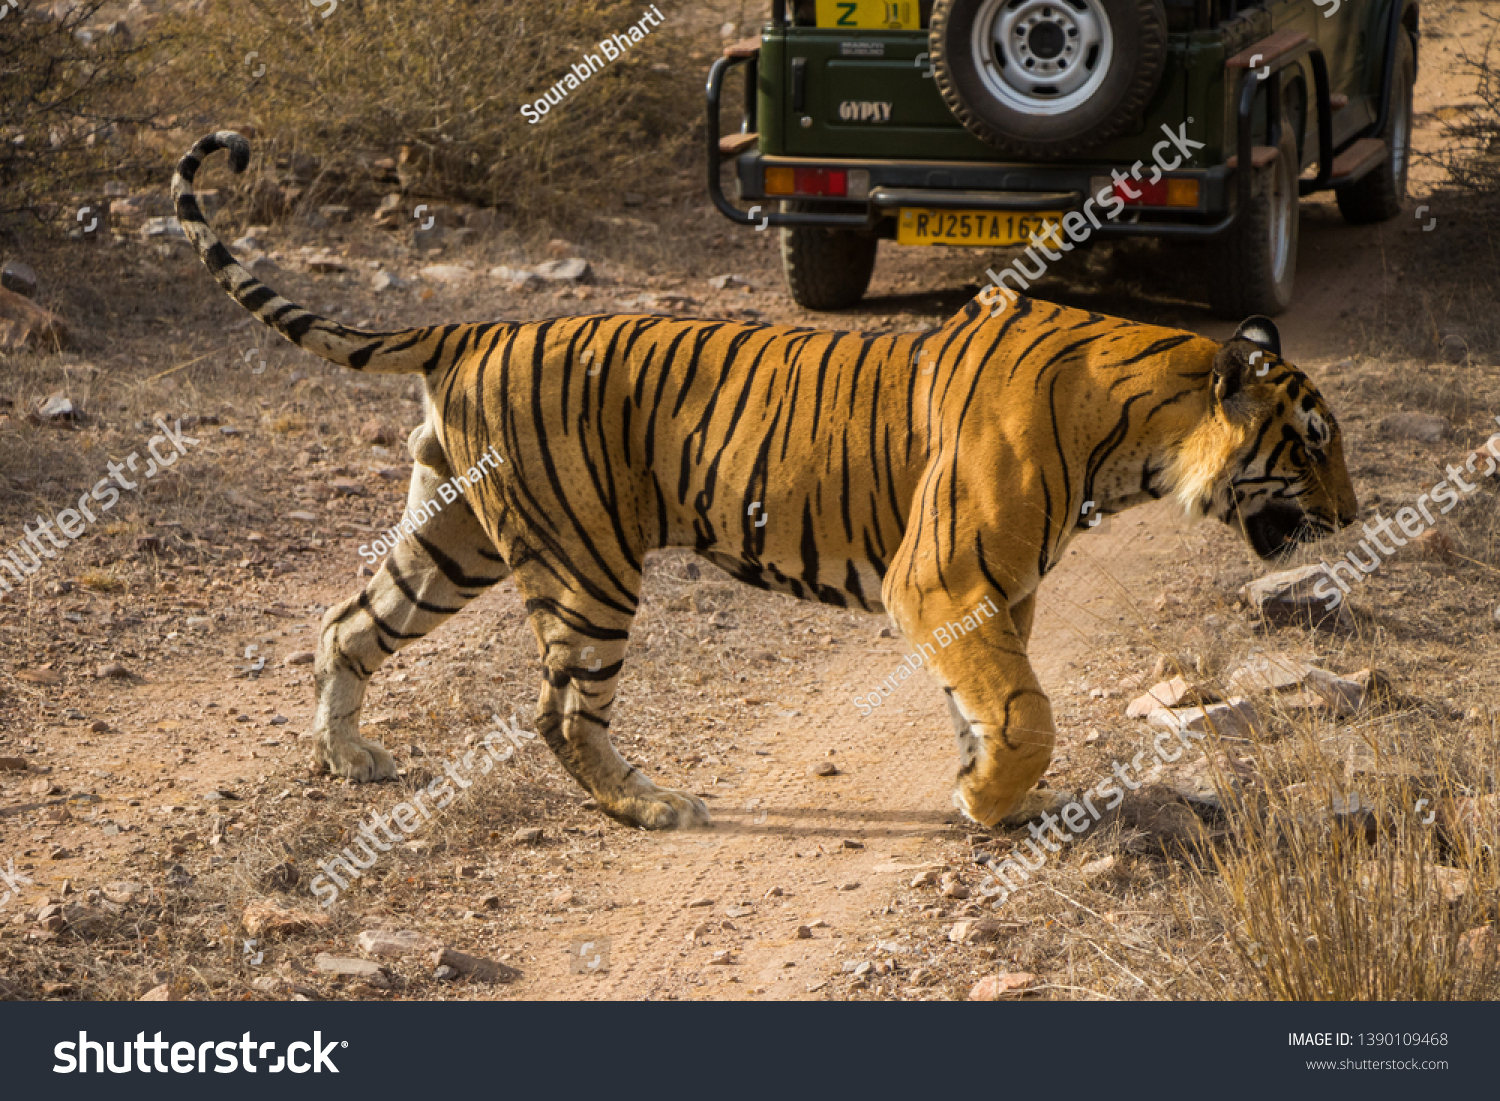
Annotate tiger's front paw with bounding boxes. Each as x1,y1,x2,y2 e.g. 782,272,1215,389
315,733,398,782
602,787,713,830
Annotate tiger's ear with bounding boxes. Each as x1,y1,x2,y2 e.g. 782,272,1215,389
1233,315,1280,356
1212,340,1259,414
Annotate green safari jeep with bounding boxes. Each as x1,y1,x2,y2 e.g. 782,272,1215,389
707,0,1419,317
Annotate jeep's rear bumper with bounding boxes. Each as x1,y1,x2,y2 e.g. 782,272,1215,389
726,151,1241,239
706,31,1336,241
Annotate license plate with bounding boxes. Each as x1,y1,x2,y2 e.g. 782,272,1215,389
815,0,919,30
896,208,1065,248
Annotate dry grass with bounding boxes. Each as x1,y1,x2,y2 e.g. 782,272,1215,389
144,0,703,226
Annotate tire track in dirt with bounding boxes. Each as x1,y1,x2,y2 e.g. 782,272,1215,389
528,501,1192,999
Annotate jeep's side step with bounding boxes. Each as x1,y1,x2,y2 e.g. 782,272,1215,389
719,132,759,159
1328,138,1388,186
1225,147,1279,171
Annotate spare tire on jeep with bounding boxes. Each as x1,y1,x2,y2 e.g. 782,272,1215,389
929,0,1170,159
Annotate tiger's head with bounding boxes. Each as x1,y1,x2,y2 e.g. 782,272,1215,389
1174,317,1358,561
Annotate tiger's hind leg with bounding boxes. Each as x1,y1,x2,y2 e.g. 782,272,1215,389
311,433,509,781
514,573,711,830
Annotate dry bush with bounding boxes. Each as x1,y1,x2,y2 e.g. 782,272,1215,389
0,1,169,223
1433,13,1500,202
1177,709,1500,1000
149,0,701,223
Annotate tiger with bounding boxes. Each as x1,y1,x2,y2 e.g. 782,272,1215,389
173,131,1357,831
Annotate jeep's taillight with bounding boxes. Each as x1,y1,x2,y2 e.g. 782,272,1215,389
765,167,847,198
1108,177,1201,208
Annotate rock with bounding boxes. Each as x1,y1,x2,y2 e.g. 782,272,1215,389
285,651,315,666
513,827,543,844
97,662,131,679
17,668,61,686
1238,564,1354,631
141,216,186,239
724,905,754,918
1080,856,1116,881
1380,411,1450,443
1227,651,1315,694
795,925,813,939
371,271,407,293
431,946,521,983
489,265,543,291
841,838,864,849
687,897,714,908
243,900,332,937
1357,863,1468,905
231,235,264,252
1439,333,1469,365
1283,670,1369,717
412,223,446,250
139,983,177,1001
314,955,389,983
247,256,280,278
0,757,27,771
1159,753,1259,813
1125,675,1215,718
968,972,1039,1000
1311,732,1426,785
1,261,38,297
357,929,440,957
534,258,591,284
304,253,349,274
0,287,69,352
550,888,576,907
810,761,839,777
948,919,1005,944
837,882,860,891
707,274,750,290
102,881,147,905
36,904,67,932
358,417,396,445
329,478,366,498
1147,698,1262,741
909,869,940,888
36,392,78,423
939,873,969,900
420,263,472,284
318,204,352,223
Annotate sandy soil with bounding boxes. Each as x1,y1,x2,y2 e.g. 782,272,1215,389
0,0,1496,1003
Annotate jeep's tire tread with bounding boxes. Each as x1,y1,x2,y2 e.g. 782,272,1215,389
929,0,1169,159
1336,32,1414,225
779,202,878,310
1210,115,1300,319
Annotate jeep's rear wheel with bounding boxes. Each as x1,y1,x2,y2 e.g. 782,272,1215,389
1209,115,1300,319
929,0,1169,159
1336,32,1414,225
779,202,878,311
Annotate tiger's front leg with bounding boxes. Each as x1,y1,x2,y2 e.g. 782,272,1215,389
884,582,1056,828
